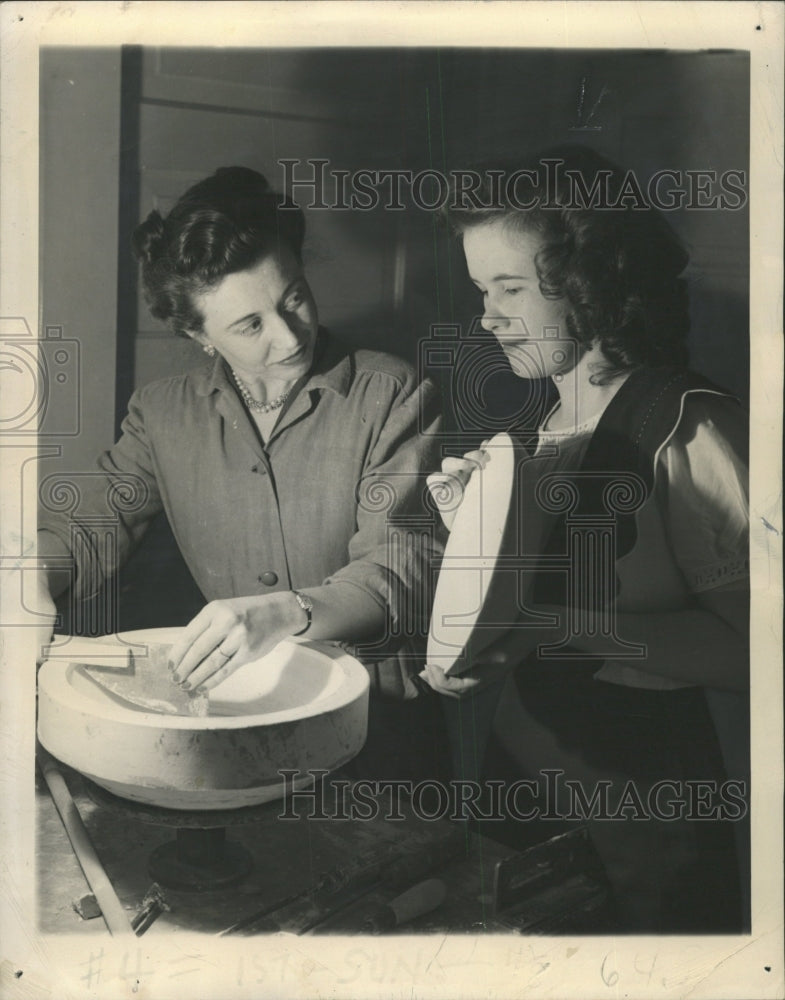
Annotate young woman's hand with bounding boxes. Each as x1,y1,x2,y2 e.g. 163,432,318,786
426,445,489,531
419,655,512,699
419,606,565,698
419,633,519,699
169,592,307,692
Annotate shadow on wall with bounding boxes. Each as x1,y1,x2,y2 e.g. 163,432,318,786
689,286,750,407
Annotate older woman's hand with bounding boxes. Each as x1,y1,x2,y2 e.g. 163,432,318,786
168,592,306,692
426,444,489,531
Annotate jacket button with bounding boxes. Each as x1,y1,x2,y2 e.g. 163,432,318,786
259,571,278,586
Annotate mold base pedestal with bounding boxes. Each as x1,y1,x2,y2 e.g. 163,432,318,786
83,778,277,893
149,828,253,891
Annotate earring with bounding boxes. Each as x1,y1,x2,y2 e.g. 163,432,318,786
203,344,216,357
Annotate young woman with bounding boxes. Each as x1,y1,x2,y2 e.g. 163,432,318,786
425,146,749,932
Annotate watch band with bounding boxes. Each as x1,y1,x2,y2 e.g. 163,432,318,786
291,591,313,636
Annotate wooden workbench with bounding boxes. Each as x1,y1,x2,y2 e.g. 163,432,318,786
36,764,613,937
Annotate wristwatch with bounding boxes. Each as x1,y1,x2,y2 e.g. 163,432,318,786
291,591,313,636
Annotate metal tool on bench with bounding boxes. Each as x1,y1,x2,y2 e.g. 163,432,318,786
492,826,614,933
294,844,455,935
219,830,465,936
130,883,171,935
361,879,447,934
215,845,398,936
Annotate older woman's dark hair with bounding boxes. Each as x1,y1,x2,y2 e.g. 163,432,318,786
132,167,306,338
446,145,690,380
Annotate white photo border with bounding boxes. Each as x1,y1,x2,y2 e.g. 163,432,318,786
1,3,782,998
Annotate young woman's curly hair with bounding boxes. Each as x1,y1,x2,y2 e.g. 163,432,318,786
445,145,691,381
132,167,306,338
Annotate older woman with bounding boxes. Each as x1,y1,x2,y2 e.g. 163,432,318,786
37,167,443,719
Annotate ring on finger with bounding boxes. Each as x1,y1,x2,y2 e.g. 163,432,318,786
216,646,233,660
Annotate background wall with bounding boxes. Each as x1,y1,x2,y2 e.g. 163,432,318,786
39,45,750,628
39,48,122,473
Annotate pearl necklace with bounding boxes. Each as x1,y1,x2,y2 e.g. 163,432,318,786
231,369,292,414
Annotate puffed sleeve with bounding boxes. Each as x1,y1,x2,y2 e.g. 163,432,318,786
318,370,445,653
658,393,749,593
38,389,164,599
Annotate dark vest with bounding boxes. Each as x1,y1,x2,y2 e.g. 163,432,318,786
528,367,739,663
